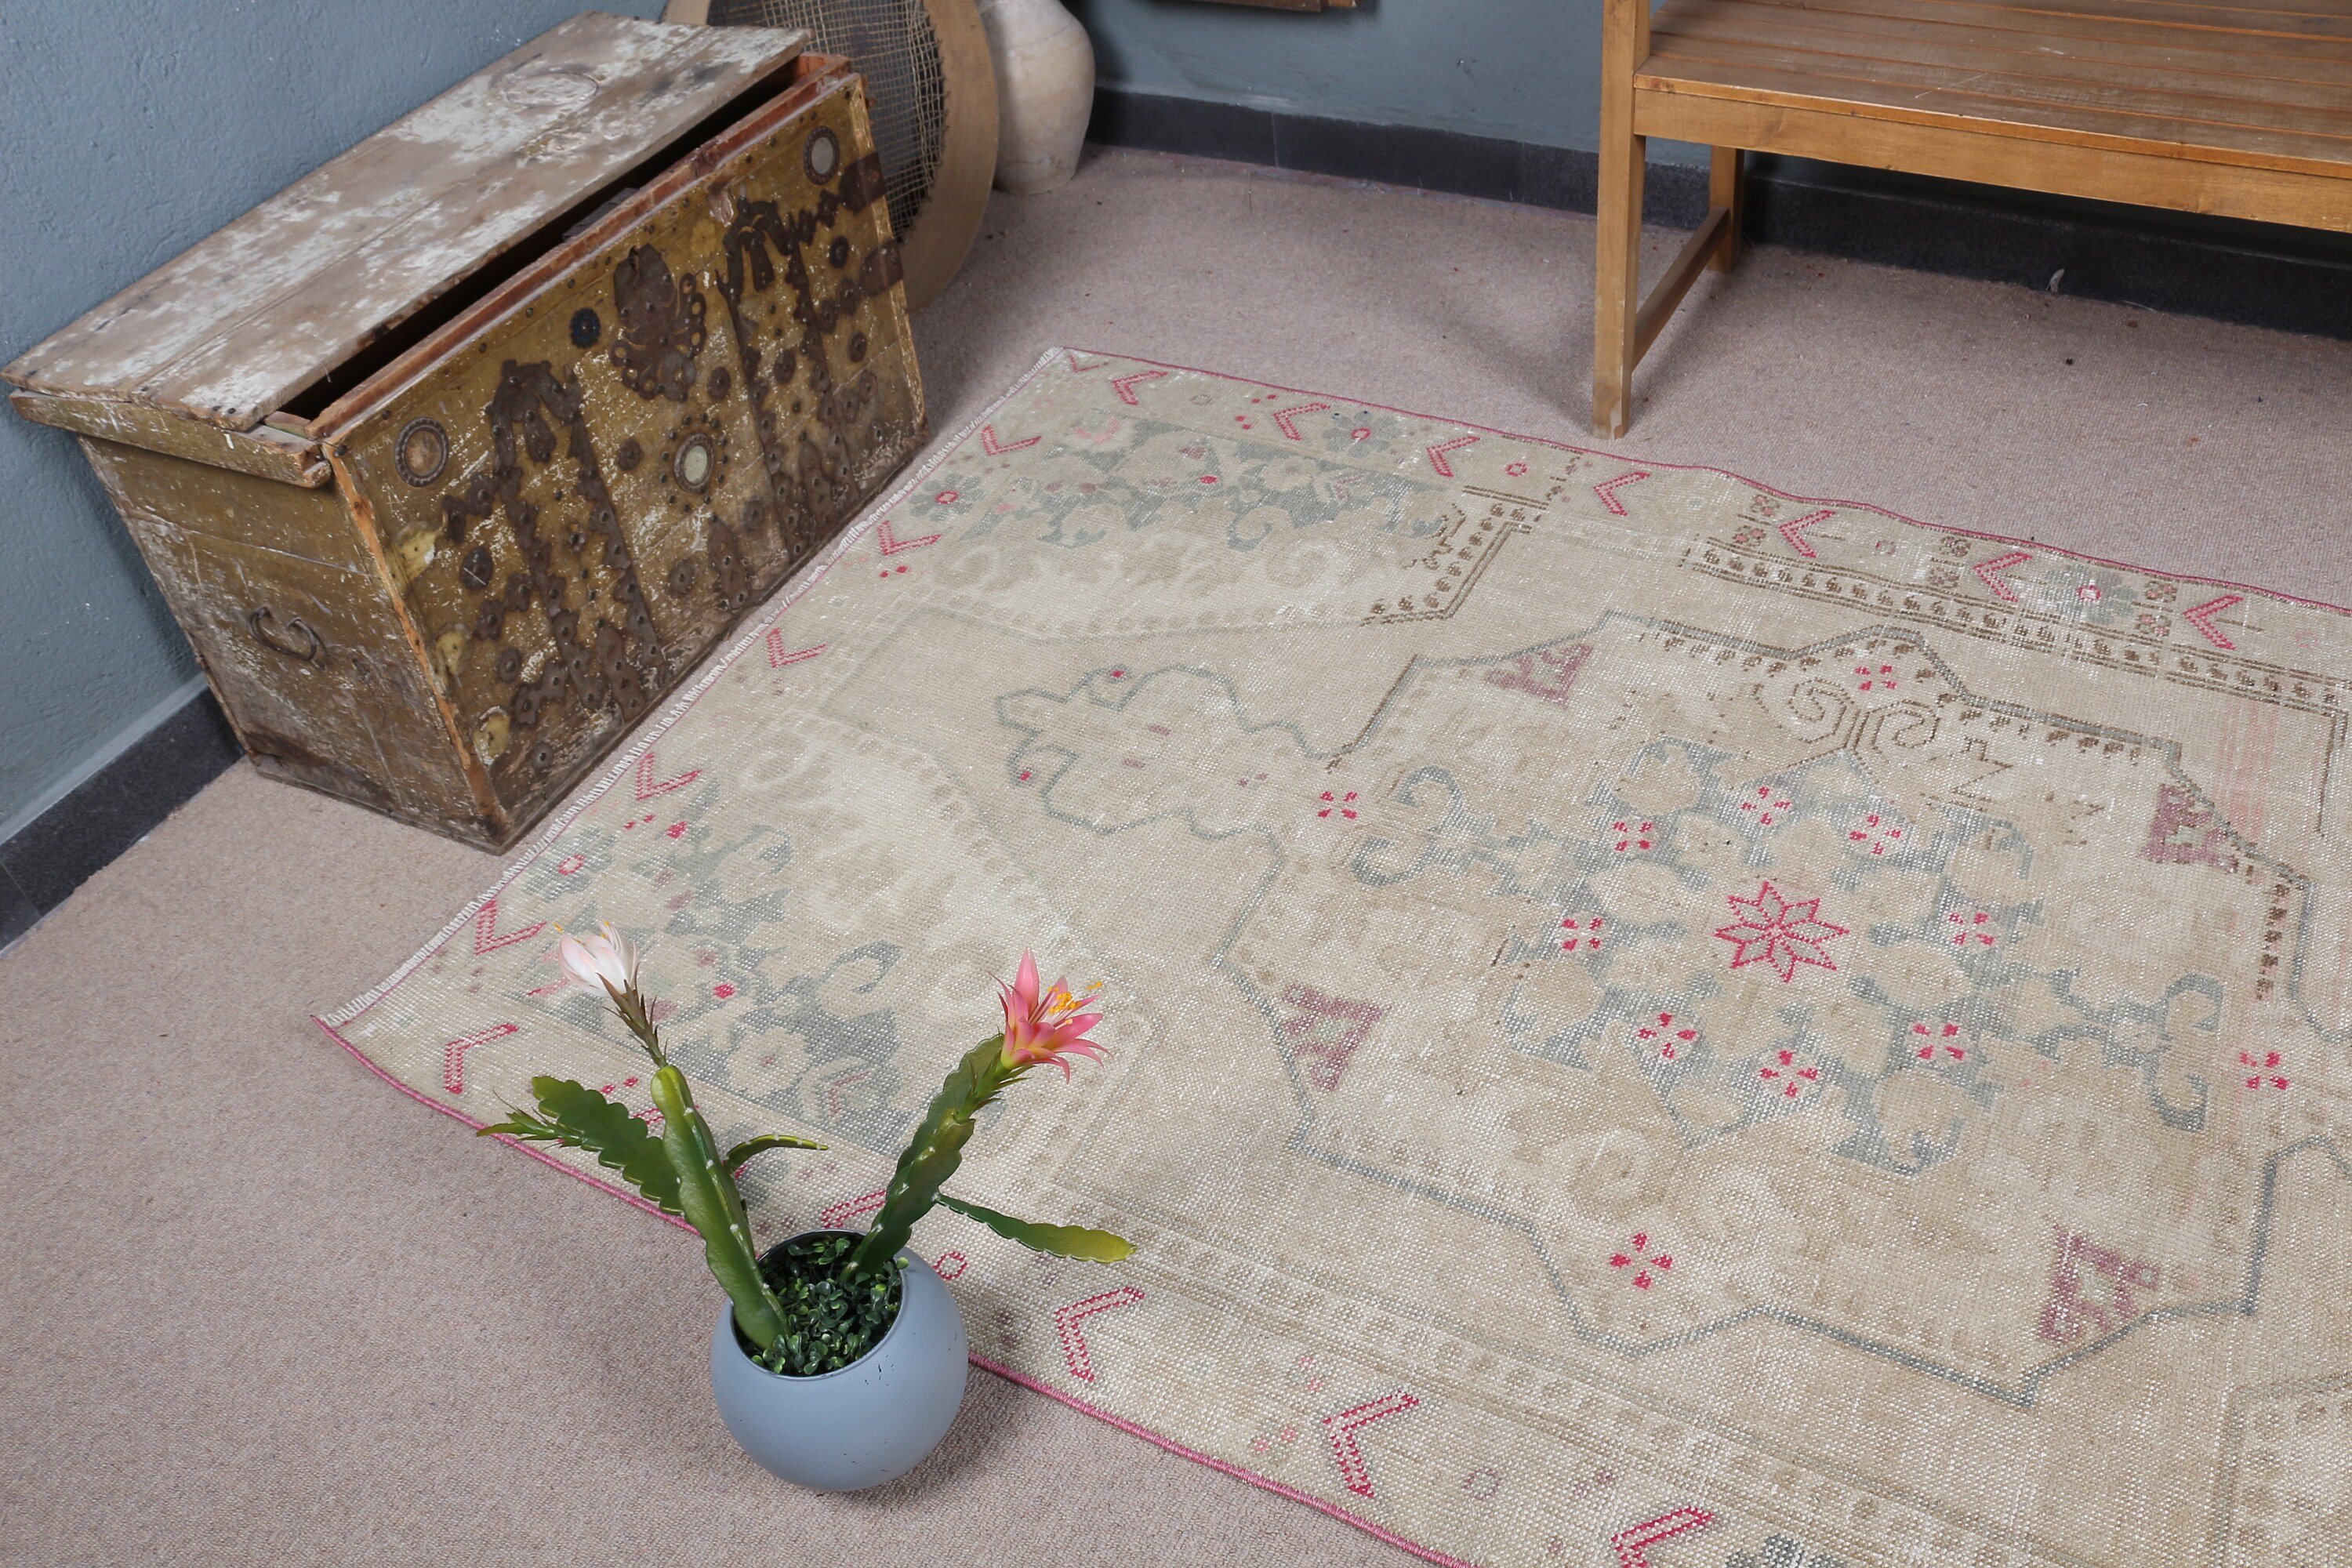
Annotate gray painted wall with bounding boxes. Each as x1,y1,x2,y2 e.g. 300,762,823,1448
1071,0,1686,160
0,0,659,840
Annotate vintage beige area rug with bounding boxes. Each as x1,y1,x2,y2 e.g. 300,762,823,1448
321,348,2351,1568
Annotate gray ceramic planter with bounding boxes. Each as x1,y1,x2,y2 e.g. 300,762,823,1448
709,1230,969,1491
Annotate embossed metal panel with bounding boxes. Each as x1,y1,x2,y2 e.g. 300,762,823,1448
4,28,924,851
339,70,921,829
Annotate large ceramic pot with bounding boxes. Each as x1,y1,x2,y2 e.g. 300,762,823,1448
709,1230,969,1490
978,0,1094,195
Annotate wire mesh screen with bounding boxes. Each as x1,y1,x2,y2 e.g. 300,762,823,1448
710,0,948,241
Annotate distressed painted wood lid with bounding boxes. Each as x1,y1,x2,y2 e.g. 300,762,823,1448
2,13,804,431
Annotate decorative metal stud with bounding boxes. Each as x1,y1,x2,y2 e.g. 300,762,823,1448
804,126,840,184
673,434,717,491
395,417,448,486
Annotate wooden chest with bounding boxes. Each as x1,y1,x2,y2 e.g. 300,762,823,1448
4,14,926,849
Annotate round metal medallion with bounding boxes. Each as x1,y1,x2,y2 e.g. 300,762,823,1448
569,308,601,347
804,126,840,184
673,434,717,491
394,418,448,486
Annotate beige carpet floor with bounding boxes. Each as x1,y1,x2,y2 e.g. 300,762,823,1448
5,147,2350,1568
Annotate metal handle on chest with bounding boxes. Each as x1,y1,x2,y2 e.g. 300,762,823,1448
246,604,325,663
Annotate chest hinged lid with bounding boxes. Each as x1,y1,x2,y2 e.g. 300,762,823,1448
1,13,805,433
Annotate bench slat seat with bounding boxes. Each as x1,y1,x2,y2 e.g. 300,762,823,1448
1592,0,2352,434
1660,0,2352,85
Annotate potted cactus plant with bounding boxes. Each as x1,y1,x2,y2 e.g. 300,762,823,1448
483,927,1132,1490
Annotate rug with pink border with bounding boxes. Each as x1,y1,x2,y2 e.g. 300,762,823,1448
323,347,2352,1568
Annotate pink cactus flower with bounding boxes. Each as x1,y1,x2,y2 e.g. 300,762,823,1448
997,952,1106,1077
554,922,639,997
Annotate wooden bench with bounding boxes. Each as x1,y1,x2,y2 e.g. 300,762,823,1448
1593,0,2352,435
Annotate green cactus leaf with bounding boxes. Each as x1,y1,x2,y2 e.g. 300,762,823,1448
650,1065,788,1352
478,1076,682,1215
846,1034,1011,1277
724,1132,828,1174
937,1192,1135,1262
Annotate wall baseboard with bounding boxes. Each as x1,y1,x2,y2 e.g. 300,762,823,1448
1090,86,2352,343
0,688,240,949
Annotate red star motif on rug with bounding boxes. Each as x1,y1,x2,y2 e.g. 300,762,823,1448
1714,881,1848,981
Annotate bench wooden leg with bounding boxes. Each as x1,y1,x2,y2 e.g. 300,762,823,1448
1593,134,1645,439
1595,140,1743,435
1708,146,1744,272
1593,0,1649,438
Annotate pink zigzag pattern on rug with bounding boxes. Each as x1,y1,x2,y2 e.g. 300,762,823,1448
1611,1506,1716,1567
1272,401,1328,440
1322,1390,1420,1497
877,519,942,556
1054,1286,1145,1382
470,897,544,956
1973,550,2033,602
1424,434,1477,477
1111,369,1166,405
633,750,699,801
764,630,829,668
2183,593,2244,648
1593,469,1650,515
441,1023,517,1095
977,423,1040,456
975,1354,1480,1568
1777,508,1833,557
